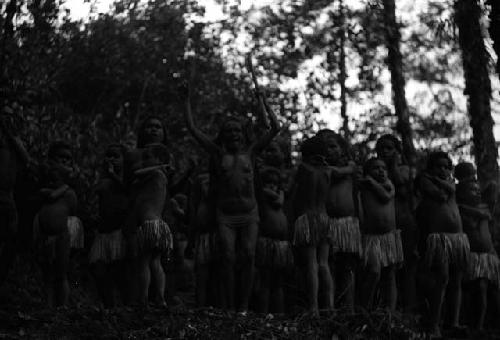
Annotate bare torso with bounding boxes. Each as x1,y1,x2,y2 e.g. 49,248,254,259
292,162,330,219
133,170,167,224
460,204,494,253
361,188,396,234
38,189,77,236
326,176,355,218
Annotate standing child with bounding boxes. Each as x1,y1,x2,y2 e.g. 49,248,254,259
455,164,500,331
359,158,403,311
317,129,362,312
126,143,173,307
292,136,334,316
89,144,128,307
256,166,293,313
416,152,469,337
376,134,418,312
182,84,280,313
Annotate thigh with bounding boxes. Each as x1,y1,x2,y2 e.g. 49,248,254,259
239,222,259,255
218,223,237,257
317,243,331,266
54,232,70,277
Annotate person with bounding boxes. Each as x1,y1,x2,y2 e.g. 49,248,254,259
375,134,417,312
292,136,334,316
89,144,128,307
255,166,293,313
456,165,500,331
359,158,403,311
416,151,469,337
125,143,173,307
0,109,31,286
317,129,362,312
34,142,79,307
182,83,280,313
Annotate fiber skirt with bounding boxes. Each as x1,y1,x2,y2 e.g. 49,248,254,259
330,216,362,256
256,236,293,268
423,232,470,270
468,252,500,286
89,229,126,264
137,220,173,253
363,230,404,268
292,212,332,246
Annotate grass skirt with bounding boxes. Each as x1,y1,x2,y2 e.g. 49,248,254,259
195,232,219,265
423,232,470,270
363,230,404,268
468,252,500,286
67,216,84,249
256,236,294,268
137,220,173,253
330,216,363,256
292,212,332,246
89,229,126,264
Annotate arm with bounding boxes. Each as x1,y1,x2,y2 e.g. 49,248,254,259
5,134,32,167
134,164,171,177
40,184,69,200
330,161,356,179
431,175,455,195
458,204,491,220
246,54,270,129
363,176,395,203
181,83,220,155
169,159,197,196
250,96,281,154
418,175,447,202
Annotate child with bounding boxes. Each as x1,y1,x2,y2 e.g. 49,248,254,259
34,154,77,307
125,143,173,307
256,166,293,314
182,84,280,313
456,165,500,331
89,144,128,307
317,129,362,312
0,110,31,285
292,136,334,316
375,134,417,312
359,158,403,312
416,151,469,337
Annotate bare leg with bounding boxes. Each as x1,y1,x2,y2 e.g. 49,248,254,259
218,223,236,309
400,257,417,313
137,252,152,306
361,252,381,310
428,262,449,337
150,254,166,306
55,232,70,307
196,263,209,307
448,267,463,328
381,265,397,312
238,222,258,311
337,252,356,312
476,279,488,331
92,262,114,307
318,242,334,310
258,268,270,313
302,246,319,316
271,270,285,314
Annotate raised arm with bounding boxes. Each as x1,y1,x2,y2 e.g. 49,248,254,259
251,92,281,153
181,83,220,155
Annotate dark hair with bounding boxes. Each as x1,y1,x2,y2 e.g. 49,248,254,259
427,151,452,171
260,166,281,186
48,141,72,160
376,134,402,153
137,115,167,148
363,157,384,175
316,129,351,157
454,162,476,182
300,136,327,160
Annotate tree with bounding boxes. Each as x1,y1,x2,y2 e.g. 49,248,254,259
455,0,498,190
382,0,416,163
488,0,500,78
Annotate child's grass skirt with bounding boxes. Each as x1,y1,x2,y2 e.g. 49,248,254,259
424,232,470,270
89,229,126,264
330,216,363,257
33,214,83,249
256,236,293,268
195,232,219,265
292,212,332,246
468,252,500,286
363,230,404,268
137,219,173,253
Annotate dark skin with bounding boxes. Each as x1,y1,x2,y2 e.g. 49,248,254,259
458,180,496,330
321,135,358,312
376,137,417,313
359,160,397,312
417,156,463,337
182,82,279,312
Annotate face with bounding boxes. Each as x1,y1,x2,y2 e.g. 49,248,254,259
263,142,284,167
465,181,481,204
263,178,279,193
376,139,398,162
368,159,387,183
324,137,342,165
105,147,123,170
431,157,451,180
143,118,165,145
52,148,73,168
222,121,243,151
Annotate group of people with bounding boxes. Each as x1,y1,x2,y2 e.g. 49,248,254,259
1,85,500,337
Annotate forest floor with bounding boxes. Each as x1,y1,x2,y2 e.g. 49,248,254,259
0,257,498,339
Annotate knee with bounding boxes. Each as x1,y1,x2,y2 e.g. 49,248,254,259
239,245,255,264
221,248,236,264
318,262,330,273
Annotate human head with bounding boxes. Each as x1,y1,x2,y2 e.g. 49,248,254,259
262,141,285,167
260,166,281,193
364,157,388,183
300,135,327,163
104,143,126,173
427,151,452,180
456,179,481,205
137,115,167,148
217,117,245,153
48,141,73,168
454,161,476,183
376,134,402,163
316,129,349,165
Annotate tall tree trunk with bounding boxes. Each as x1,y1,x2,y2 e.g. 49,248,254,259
381,0,416,163
456,0,499,191
339,0,349,138
488,0,500,77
